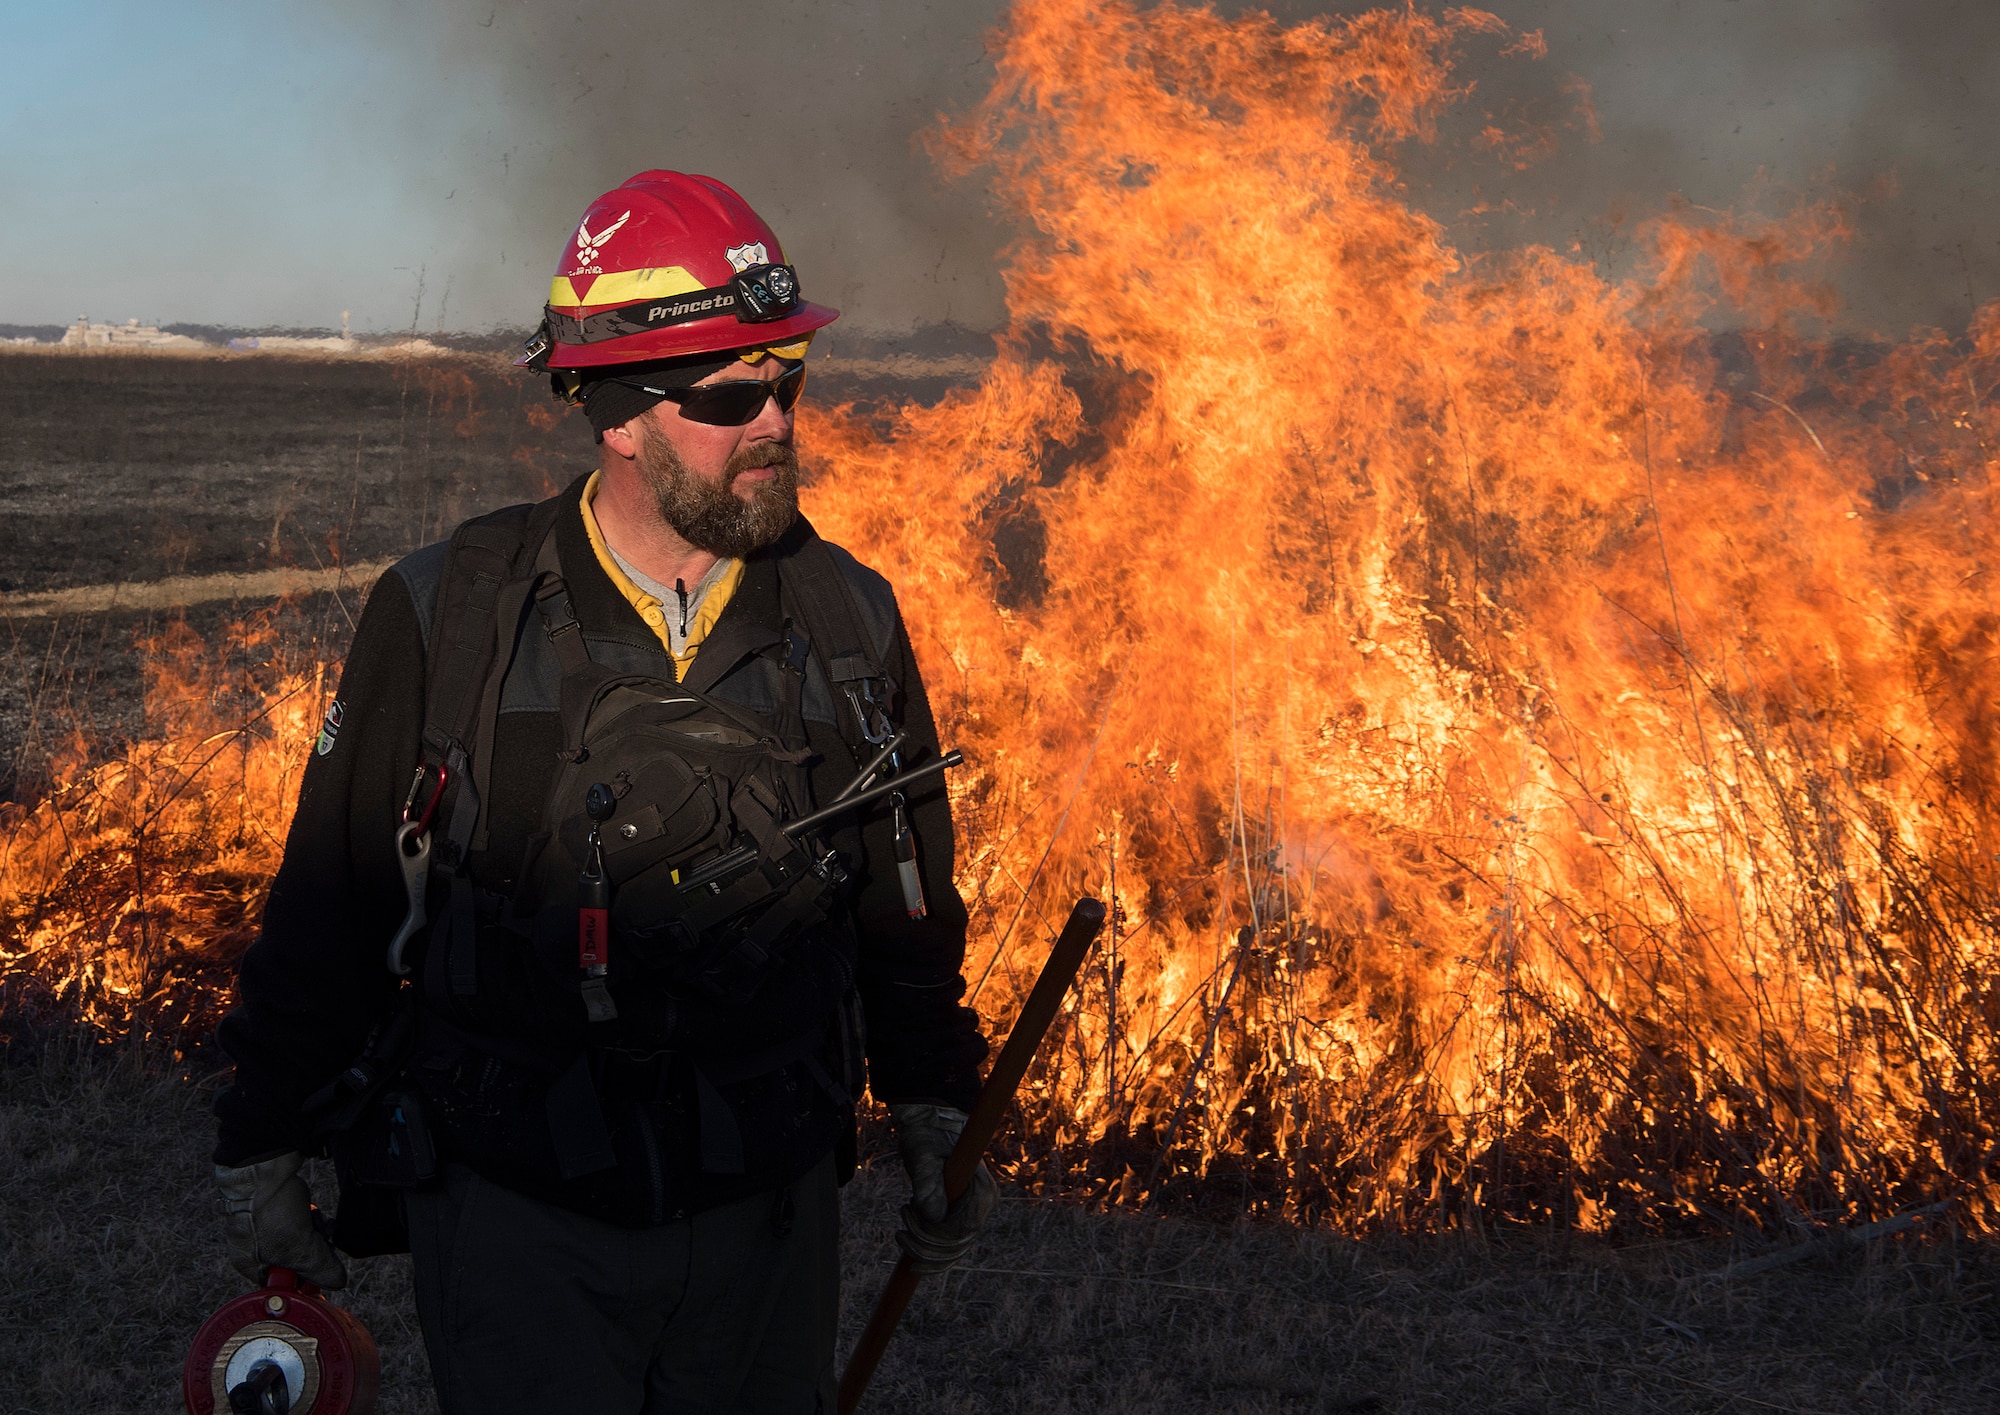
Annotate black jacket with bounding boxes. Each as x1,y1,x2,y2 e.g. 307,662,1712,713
215,478,985,1183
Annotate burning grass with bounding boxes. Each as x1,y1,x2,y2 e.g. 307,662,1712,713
0,611,329,1059
804,0,2000,1235
6,0,2000,1250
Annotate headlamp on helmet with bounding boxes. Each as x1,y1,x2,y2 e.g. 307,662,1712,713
730,263,800,322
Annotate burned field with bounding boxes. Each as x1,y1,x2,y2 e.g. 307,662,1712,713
0,347,566,797
0,341,967,797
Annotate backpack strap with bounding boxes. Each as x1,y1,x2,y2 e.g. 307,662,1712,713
417,493,566,996
420,498,568,839
528,530,620,764
780,530,900,767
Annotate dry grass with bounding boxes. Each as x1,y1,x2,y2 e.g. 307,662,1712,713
0,1053,430,1415
3,1054,1996,1415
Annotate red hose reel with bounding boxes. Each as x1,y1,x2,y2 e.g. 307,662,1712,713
183,1267,379,1414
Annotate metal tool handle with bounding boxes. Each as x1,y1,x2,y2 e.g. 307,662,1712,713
832,730,911,805
783,750,962,840
678,749,965,894
836,896,1107,1414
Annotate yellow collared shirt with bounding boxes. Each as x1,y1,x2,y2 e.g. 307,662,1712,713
579,469,745,681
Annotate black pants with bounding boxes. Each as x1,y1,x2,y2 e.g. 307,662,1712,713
406,1154,838,1414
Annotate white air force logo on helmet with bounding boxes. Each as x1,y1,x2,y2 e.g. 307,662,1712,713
725,242,771,272
572,210,633,273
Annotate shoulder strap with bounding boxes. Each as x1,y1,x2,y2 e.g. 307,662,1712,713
527,529,626,764
420,494,567,869
780,531,899,765
421,510,525,774
417,493,566,1001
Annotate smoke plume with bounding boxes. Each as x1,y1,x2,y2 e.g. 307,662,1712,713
332,0,2000,336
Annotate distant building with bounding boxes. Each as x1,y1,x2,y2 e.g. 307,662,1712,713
230,310,359,355
60,317,205,351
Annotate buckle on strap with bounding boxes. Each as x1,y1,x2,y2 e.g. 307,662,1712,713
532,571,598,680
533,575,581,638
781,620,812,676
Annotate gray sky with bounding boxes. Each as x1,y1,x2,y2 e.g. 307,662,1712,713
4,1,1995,336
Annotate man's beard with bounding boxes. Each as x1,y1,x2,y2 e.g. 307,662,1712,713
633,422,800,558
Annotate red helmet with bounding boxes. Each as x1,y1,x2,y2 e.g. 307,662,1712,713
521,170,839,371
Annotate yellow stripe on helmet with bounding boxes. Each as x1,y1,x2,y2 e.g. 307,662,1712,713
548,265,705,310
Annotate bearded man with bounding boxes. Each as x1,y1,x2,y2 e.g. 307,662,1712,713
210,171,995,1415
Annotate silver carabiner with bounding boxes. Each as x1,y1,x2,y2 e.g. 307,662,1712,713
845,682,897,752
386,821,431,976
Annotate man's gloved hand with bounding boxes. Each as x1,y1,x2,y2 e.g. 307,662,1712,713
215,1151,347,1290
889,1102,998,1274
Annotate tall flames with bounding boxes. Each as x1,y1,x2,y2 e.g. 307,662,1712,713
804,0,2000,1231
6,0,1998,1234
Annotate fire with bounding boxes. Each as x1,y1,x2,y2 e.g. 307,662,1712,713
801,0,2000,1230
7,0,1997,1235
1,614,326,1057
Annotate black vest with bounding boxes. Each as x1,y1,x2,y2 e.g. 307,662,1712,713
335,481,908,1229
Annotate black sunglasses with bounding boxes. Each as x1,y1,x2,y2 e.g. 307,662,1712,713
620,361,807,427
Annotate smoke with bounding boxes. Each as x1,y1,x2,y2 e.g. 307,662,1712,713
1405,0,2000,335
312,0,1012,341
325,0,2000,337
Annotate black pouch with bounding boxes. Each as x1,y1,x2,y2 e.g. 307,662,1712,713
310,985,435,1257
330,1154,412,1258
327,1085,439,1257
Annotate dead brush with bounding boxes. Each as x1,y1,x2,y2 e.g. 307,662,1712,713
972,567,2000,1236
788,0,2000,1245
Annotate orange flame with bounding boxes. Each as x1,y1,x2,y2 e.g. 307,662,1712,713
1,615,325,1058
801,0,2000,1230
